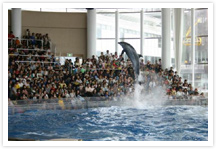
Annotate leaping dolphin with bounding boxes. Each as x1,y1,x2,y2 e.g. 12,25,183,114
118,42,142,80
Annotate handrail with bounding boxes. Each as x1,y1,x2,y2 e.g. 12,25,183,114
16,48,49,52
8,48,52,53
9,54,50,57
15,61,60,64
9,38,43,42
9,38,44,47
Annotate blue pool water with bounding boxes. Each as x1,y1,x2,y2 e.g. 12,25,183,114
8,105,208,141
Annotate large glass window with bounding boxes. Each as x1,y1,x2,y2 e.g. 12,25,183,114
96,8,162,61
182,9,192,65
20,8,88,12
119,13,140,38
21,8,41,11
181,8,208,90
143,11,162,64
119,12,141,54
66,8,87,13
96,12,115,56
97,39,115,55
195,9,208,36
144,38,161,55
195,9,208,90
97,13,115,38
41,8,67,12
144,8,161,12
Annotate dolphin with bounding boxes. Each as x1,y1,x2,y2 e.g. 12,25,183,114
118,42,142,80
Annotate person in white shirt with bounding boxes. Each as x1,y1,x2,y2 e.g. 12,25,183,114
85,84,94,96
176,88,183,99
85,84,94,93
70,90,76,98
76,76,83,84
182,83,188,90
97,75,104,83
86,58,93,67
105,50,111,58
65,90,70,98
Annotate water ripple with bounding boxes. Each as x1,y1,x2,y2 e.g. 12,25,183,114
8,106,208,141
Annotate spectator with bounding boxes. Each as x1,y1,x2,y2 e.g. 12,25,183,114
15,37,21,48
8,31,15,46
30,33,36,48
176,88,183,99
26,29,30,37
188,87,194,95
105,50,110,58
8,38,201,103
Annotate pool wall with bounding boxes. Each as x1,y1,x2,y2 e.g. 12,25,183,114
8,98,208,114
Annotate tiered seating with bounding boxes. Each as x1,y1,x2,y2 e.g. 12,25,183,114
8,31,205,101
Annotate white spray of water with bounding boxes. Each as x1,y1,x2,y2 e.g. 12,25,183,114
120,74,167,109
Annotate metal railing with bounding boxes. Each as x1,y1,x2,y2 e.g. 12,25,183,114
16,48,48,52
9,39,56,56
181,64,208,70
50,42,56,56
9,38,44,47
9,54,50,58
15,61,60,64
8,96,208,114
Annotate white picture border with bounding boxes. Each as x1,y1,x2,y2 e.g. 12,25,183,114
2,2,214,148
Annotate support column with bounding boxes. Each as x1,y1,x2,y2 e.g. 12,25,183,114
191,8,195,88
161,8,171,70
174,8,184,74
11,8,22,40
115,10,119,54
87,8,96,58
140,9,144,56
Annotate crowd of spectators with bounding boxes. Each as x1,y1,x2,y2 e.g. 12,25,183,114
8,31,205,102
8,29,51,49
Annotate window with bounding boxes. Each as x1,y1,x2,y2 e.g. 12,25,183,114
181,8,208,89
119,12,141,55
41,8,66,12
97,39,115,55
119,13,140,38
96,8,162,60
21,8,41,11
143,11,162,63
97,13,115,38
96,13,115,56
67,8,87,13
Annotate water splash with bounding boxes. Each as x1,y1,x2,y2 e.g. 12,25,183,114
121,74,167,109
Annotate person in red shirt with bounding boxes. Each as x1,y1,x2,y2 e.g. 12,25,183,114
8,31,15,39
8,31,15,46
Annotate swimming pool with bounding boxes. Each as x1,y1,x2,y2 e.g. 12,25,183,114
8,105,208,141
